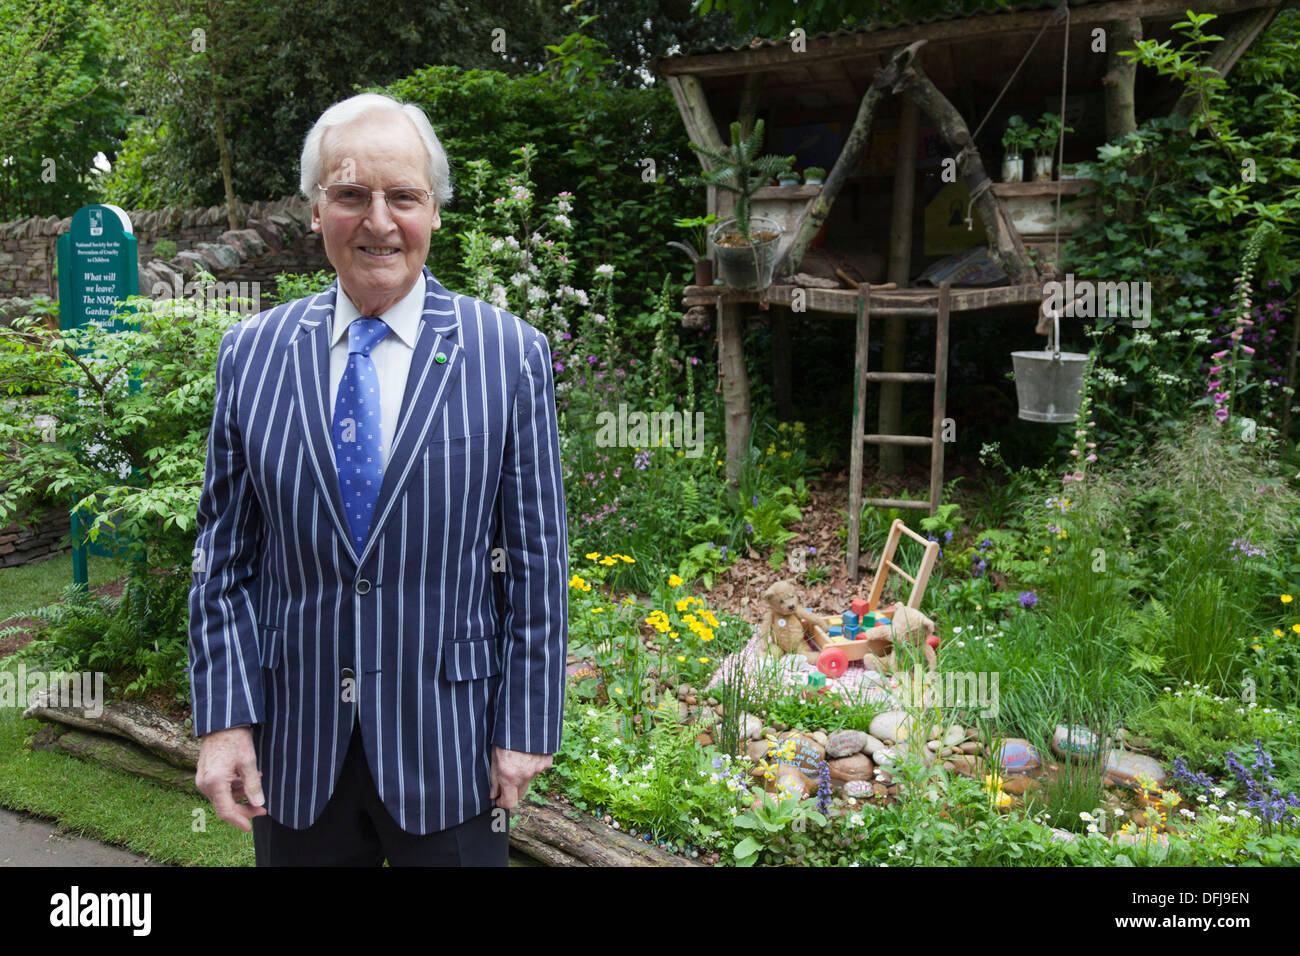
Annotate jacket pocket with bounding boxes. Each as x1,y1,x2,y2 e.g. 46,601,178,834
442,636,500,682
259,626,283,670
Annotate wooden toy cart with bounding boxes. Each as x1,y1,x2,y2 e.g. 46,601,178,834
811,519,941,676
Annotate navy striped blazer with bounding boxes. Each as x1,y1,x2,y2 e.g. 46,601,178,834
187,267,569,834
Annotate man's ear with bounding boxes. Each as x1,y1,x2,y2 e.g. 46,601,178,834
310,202,322,233
431,203,442,231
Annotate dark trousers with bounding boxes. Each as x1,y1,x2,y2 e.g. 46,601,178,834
252,720,509,866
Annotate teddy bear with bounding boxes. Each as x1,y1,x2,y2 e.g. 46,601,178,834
858,603,938,673
760,579,828,664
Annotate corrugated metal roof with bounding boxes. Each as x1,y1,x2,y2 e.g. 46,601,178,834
663,0,1173,60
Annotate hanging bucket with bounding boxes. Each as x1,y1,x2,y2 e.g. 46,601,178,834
1011,311,1087,423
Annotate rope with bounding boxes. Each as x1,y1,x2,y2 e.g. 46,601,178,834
968,1,1071,145
1053,4,1071,270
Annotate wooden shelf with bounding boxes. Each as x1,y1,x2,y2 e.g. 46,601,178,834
752,184,823,200
681,282,1044,315
990,179,1094,198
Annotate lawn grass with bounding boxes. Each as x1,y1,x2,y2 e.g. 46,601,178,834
0,552,130,624
0,655,255,866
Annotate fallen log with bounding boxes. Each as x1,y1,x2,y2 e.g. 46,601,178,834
29,724,199,793
22,692,199,769
509,796,704,867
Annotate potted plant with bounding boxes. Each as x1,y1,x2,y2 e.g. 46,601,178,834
1001,116,1030,183
668,213,718,286
777,170,801,186
1030,112,1073,181
802,166,826,186
686,118,796,290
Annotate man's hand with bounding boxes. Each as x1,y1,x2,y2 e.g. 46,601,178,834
195,725,267,832
489,746,552,810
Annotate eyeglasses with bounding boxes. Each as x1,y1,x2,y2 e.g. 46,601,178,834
316,182,434,215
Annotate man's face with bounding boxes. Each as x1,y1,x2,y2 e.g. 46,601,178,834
310,113,441,315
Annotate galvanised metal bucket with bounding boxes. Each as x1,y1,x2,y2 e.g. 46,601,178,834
1011,311,1087,423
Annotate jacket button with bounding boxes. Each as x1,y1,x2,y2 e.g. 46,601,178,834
341,667,355,682
355,579,371,594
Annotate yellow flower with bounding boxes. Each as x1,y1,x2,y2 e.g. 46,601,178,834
683,614,698,624
589,607,604,614
585,552,601,561
698,657,709,664
613,686,623,695
700,630,714,642
1043,546,1052,554
1282,594,1293,603
1275,629,1284,637
677,655,686,662
600,556,617,566
716,460,723,466
766,444,776,455
675,599,691,613
701,609,719,627
1253,643,1263,651
1293,624,1300,634
569,574,587,590
617,554,635,563
668,574,683,587
780,451,790,459
623,596,636,604
778,422,788,432
669,631,678,639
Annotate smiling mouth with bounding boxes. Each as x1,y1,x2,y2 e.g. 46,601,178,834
360,246,401,257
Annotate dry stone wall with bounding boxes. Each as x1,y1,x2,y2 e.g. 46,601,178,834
0,195,331,306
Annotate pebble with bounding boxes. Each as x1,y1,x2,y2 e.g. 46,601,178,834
811,730,829,746
946,754,980,776
869,710,913,744
959,741,982,755
827,753,874,782
1000,776,1037,795
825,729,870,758
943,725,966,747
744,714,764,741
747,739,771,762
677,684,693,700
1103,750,1168,790
863,734,888,756
774,765,813,797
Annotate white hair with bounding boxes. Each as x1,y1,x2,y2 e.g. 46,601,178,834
299,93,452,207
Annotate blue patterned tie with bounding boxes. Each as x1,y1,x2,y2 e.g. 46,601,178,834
332,316,390,552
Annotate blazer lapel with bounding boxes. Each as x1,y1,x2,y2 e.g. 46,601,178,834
288,282,361,565
355,268,464,568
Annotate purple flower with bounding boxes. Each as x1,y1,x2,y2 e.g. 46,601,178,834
978,537,994,552
751,494,758,506
972,556,987,578
943,530,953,544
817,761,832,815
712,756,724,770
1215,407,1230,423
745,523,753,535
1018,591,1038,609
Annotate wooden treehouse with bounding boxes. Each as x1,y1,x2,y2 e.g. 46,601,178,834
656,0,1282,578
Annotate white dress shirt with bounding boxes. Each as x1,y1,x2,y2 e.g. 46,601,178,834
328,277,425,467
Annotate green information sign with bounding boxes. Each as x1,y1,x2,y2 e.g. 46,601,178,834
56,204,139,584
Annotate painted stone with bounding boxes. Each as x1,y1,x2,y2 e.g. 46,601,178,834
775,733,827,776
843,779,872,799
828,753,874,783
1052,724,1103,761
1103,750,1168,790
565,661,600,682
995,738,1043,775
825,729,870,758
869,710,914,744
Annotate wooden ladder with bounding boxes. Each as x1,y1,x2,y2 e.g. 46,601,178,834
847,281,952,580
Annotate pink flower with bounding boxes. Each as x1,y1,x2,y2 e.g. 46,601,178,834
1210,365,1224,374
1241,345,1256,355
1215,391,1230,404
1214,407,1230,423
1069,448,1080,456
1212,350,1229,360
1086,453,1097,462
1207,381,1222,390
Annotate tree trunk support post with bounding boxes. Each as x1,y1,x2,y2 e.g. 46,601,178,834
879,98,920,476
847,283,872,581
717,297,751,487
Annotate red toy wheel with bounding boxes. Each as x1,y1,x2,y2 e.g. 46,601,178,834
818,647,849,678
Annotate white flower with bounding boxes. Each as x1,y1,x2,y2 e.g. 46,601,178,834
1079,811,1095,822
1113,808,1124,816
595,263,615,277
1211,787,1226,799
554,213,572,229
1086,824,1098,833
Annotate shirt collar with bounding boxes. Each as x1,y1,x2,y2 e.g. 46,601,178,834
331,273,425,349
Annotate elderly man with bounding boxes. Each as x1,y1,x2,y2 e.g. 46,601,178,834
187,93,568,866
